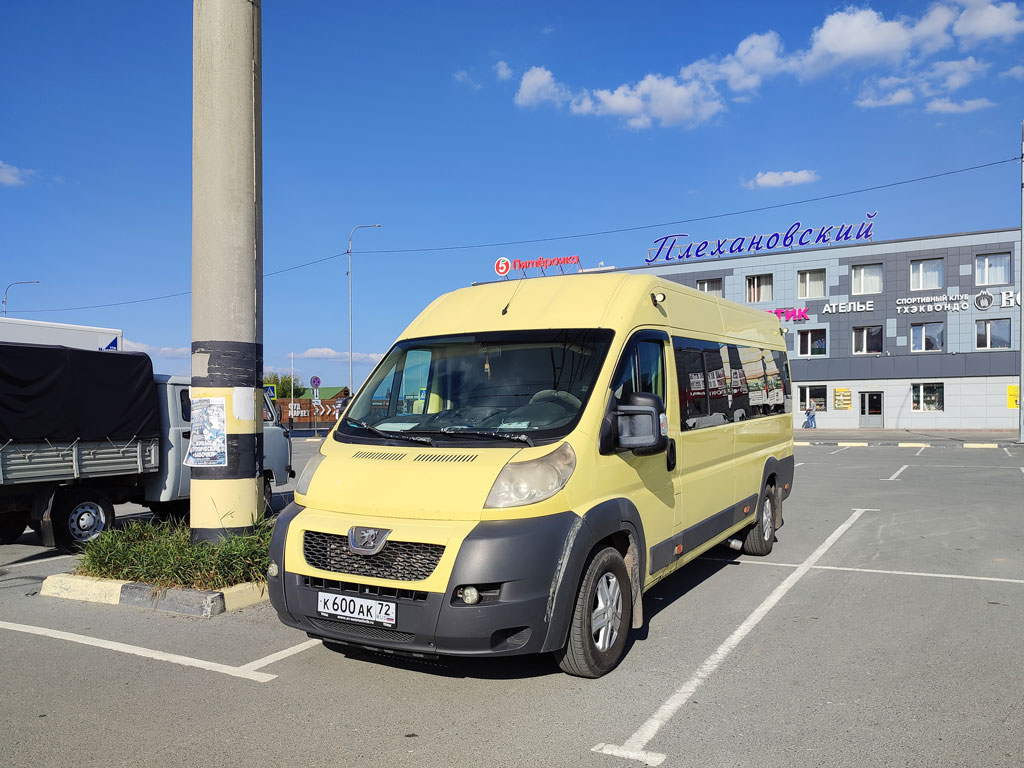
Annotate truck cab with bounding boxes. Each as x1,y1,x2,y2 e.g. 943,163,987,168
146,375,293,513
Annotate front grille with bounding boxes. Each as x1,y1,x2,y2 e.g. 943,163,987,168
307,616,415,644
303,530,444,581
302,576,429,602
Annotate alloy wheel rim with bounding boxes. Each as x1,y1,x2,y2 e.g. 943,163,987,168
762,497,773,541
591,572,622,652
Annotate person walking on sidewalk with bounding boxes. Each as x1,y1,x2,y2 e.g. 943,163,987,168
805,399,818,428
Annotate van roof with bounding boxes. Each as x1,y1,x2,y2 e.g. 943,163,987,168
400,272,784,348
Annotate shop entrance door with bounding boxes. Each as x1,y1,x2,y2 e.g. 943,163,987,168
859,391,883,427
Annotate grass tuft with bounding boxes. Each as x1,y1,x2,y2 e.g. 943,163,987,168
75,519,272,591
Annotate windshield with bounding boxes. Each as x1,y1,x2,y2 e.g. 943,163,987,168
336,329,614,445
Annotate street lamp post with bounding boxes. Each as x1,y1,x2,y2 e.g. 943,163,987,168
347,224,382,394
2,281,41,317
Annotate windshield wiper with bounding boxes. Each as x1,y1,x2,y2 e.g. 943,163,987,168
340,417,435,446
411,428,535,447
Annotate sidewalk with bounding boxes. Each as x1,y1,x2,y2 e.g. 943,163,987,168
794,428,1021,448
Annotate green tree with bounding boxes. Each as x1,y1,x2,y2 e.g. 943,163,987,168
263,371,306,399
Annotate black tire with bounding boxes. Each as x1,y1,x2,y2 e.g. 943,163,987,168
0,512,30,545
263,475,274,518
52,490,115,552
555,546,632,678
742,483,777,556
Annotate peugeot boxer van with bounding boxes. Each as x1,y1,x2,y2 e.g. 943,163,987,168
268,272,794,677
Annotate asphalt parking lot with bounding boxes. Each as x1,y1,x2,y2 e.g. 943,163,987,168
1,442,1022,768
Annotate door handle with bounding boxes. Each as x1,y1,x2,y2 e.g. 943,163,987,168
666,438,676,472
183,431,191,439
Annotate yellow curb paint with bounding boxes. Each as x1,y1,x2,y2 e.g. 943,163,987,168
837,442,869,447
41,574,128,605
221,581,268,612
897,443,931,448
963,443,998,449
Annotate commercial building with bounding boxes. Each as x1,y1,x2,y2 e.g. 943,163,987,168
635,226,1021,429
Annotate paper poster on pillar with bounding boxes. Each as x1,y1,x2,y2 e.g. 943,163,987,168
184,396,228,467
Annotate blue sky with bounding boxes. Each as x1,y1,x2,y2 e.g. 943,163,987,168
2,1,1022,388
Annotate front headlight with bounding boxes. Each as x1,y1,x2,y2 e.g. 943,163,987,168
295,451,326,496
484,442,576,508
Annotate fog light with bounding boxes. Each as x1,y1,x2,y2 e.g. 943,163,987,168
461,586,480,605
267,560,279,578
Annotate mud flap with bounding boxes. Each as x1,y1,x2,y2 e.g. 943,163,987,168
31,486,57,549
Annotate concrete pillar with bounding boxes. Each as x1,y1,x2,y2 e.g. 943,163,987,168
189,0,264,542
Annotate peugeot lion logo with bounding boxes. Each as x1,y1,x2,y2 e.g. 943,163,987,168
348,526,391,555
975,290,994,311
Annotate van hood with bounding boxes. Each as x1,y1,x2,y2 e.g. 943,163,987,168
301,443,524,521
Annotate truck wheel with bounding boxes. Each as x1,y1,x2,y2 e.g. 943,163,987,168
263,476,274,518
53,491,115,551
0,511,30,545
742,483,777,556
555,546,632,678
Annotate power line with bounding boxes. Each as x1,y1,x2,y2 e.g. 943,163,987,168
15,154,1022,313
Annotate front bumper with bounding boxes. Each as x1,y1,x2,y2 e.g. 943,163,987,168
268,503,580,658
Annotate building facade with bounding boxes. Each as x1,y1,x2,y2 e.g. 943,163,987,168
635,227,1022,429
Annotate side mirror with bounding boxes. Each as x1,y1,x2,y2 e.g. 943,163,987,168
615,392,668,456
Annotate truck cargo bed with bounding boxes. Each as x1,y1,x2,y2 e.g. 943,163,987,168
0,437,160,485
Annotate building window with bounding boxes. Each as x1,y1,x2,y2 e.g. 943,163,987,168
798,328,827,356
911,322,944,352
976,253,1010,286
798,385,827,412
798,269,826,299
912,383,944,412
746,274,773,303
910,258,943,291
851,263,883,295
696,278,723,297
852,326,883,354
976,318,1011,349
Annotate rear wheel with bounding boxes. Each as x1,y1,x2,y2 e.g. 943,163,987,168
742,483,777,556
52,491,115,552
555,546,632,678
263,475,274,518
0,511,30,545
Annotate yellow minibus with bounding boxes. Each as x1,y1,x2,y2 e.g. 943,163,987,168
269,272,794,677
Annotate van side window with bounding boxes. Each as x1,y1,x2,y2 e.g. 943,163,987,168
771,349,793,414
612,339,665,406
180,389,191,422
704,345,730,421
675,348,708,426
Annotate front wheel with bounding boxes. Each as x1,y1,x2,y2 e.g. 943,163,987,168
52,491,115,552
742,483,777,556
555,546,632,678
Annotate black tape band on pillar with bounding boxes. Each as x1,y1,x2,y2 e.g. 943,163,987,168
190,433,264,480
192,340,264,387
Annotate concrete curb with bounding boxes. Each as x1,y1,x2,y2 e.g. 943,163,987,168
40,573,268,617
794,440,1016,449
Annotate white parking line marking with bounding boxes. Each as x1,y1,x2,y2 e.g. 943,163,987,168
593,508,873,766
915,446,926,457
698,558,1024,585
829,446,850,455
1004,447,1013,458
882,465,909,481
2,554,74,570
795,462,805,467
239,639,321,672
0,620,276,683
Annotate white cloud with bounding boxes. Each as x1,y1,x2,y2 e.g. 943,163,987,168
953,0,1024,43
453,70,481,90
800,8,914,75
925,96,996,112
541,26,554,35
682,31,794,92
494,60,513,81
856,87,916,107
742,170,820,189
514,66,571,107
929,56,989,90
571,74,725,128
123,339,190,358
0,161,32,187
999,64,1024,78
296,347,384,364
